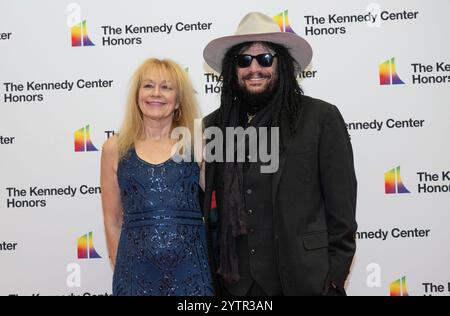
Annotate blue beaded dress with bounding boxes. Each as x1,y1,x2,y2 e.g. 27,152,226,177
112,148,214,296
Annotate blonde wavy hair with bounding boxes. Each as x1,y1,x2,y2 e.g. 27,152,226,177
118,58,200,160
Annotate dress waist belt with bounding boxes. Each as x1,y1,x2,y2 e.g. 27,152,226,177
122,209,204,228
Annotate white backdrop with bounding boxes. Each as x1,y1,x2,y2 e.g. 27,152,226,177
0,0,449,296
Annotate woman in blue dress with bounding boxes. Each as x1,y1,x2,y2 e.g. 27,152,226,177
101,58,214,296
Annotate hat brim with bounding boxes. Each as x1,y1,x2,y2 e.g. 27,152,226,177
203,32,313,74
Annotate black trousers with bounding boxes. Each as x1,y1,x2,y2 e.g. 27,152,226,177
246,282,271,296
223,281,281,296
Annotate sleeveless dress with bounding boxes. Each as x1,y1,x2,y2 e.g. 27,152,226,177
112,148,214,296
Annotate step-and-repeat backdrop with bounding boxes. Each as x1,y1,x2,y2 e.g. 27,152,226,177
1,0,449,296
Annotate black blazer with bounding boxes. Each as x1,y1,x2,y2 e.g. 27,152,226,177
203,96,357,296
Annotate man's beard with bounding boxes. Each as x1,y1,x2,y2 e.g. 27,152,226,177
236,74,278,115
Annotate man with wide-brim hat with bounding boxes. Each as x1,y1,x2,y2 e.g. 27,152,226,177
204,12,312,74
202,12,357,296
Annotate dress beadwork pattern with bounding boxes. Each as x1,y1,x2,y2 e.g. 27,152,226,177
112,148,214,296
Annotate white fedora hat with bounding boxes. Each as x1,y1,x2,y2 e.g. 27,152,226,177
203,12,313,74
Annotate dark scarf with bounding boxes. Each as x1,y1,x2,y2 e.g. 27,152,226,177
217,90,275,284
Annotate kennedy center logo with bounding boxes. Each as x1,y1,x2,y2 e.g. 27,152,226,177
390,276,409,296
77,231,101,259
380,57,405,85
75,125,98,152
273,10,297,34
67,3,95,47
385,166,410,194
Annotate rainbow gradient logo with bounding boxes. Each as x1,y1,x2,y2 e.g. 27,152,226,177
385,166,410,194
390,276,409,296
74,125,98,152
77,231,101,259
71,21,95,47
380,57,405,85
273,10,297,34
67,4,95,47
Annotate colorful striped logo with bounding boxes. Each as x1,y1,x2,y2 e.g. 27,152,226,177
71,20,95,47
273,10,297,34
390,276,409,296
77,231,101,259
380,57,405,85
385,166,410,194
74,125,98,152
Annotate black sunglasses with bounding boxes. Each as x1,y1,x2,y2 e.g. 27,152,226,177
235,53,277,68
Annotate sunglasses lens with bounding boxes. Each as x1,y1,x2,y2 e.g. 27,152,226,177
257,54,274,67
236,55,253,68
